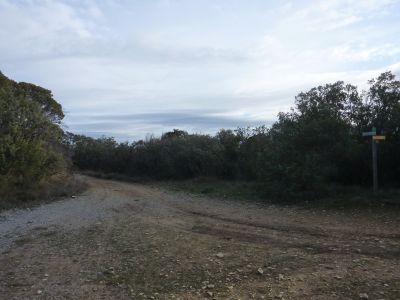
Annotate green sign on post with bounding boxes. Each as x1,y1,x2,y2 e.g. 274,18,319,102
362,127,376,137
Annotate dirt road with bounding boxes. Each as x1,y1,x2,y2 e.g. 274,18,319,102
0,176,399,299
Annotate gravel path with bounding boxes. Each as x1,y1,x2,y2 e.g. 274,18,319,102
0,177,132,252
0,176,399,299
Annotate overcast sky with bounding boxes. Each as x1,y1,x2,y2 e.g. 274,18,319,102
1,0,400,141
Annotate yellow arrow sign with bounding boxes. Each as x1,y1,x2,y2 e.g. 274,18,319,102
373,135,386,140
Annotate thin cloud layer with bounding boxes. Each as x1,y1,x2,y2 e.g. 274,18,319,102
66,111,271,140
1,0,399,141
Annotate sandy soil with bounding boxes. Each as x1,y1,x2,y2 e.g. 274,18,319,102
0,176,399,299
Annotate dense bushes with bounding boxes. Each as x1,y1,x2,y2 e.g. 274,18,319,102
71,130,223,179
70,71,400,200
3,70,398,202
8,70,399,203
0,72,67,201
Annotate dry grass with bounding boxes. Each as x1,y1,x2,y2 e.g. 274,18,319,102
0,173,87,211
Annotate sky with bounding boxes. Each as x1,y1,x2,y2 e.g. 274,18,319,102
1,0,400,141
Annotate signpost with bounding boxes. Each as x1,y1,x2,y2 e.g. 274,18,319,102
362,131,376,137
362,127,385,193
373,136,386,141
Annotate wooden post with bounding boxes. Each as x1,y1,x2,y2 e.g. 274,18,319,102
362,127,385,193
372,139,378,193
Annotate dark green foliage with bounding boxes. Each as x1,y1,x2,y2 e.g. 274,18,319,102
2,70,399,203
0,72,66,201
70,131,222,179
69,71,400,200
367,72,400,185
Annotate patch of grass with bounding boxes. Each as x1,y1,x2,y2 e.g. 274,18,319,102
80,170,400,211
0,173,88,211
305,185,400,210
79,170,146,183
81,171,266,204
157,178,400,212
157,177,263,202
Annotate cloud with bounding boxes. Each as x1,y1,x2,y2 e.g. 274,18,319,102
1,0,399,141
0,1,103,61
65,111,271,141
331,44,400,62
0,0,248,65
287,0,396,32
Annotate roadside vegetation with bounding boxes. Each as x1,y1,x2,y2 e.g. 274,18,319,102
69,71,400,203
2,71,400,207
0,72,84,209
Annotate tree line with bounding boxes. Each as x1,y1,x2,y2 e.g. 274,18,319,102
1,71,399,202
69,71,400,200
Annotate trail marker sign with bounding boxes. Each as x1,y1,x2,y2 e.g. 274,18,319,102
362,131,376,137
373,135,386,141
362,126,376,136
362,127,385,193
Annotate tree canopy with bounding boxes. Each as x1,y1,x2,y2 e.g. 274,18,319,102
0,72,66,200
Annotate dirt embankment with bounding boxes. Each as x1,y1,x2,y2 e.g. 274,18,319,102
0,176,399,299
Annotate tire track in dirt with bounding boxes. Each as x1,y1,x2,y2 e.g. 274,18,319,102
177,208,400,240
190,224,400,259
1,176,400,299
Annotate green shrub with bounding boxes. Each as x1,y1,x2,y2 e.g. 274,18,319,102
0,72,66,201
